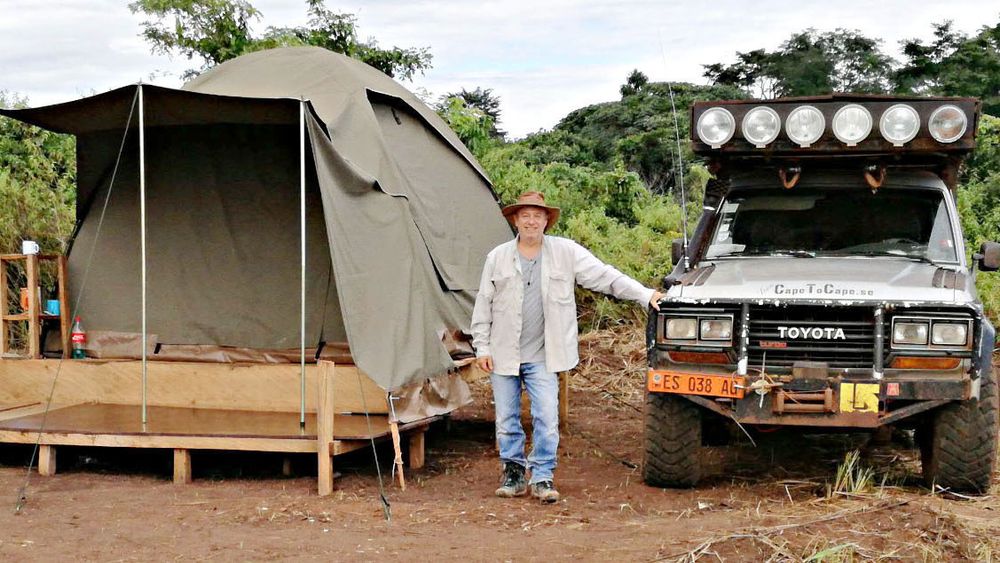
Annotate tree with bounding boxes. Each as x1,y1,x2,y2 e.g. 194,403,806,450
896,20,1000,116
436,97,496,158
620,69,649,97
439,88,505,139
0,92,76,254
704,29,894,98
129,0,432,80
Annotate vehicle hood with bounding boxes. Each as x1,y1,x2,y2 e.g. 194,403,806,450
670,257,972,305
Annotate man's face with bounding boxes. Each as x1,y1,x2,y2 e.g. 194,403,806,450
513,207,548,237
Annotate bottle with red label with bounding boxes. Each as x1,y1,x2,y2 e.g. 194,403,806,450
70,316,87,359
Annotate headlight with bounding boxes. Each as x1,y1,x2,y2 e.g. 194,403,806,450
700,318,733,340
785,105,825,147
832,104,872,146
931,322,968,346
928,105,968,143
741,106,780,148
893,321,929,345
879,104,920,146
696,107,736,148
665,318,698,340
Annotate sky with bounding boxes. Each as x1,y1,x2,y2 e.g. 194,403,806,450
0,1,997,138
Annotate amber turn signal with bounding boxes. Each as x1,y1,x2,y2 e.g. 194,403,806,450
668,351,731,365
890,357,961,370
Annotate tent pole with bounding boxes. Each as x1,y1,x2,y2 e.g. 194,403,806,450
139,83,148,427
299,99,307,430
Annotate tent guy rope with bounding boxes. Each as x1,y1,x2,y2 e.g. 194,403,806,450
14,85,140,514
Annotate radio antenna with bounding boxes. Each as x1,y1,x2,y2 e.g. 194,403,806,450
659,32,690,271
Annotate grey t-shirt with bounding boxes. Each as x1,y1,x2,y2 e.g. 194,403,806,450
519,252,546,364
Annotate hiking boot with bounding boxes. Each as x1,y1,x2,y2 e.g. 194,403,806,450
530,480,560,504
495,462,527,498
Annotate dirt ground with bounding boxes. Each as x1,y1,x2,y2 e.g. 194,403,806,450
1,344,999,561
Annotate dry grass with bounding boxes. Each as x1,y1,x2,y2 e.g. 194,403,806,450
574,322,647,400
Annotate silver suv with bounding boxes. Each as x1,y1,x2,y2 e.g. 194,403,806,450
645,96,999,493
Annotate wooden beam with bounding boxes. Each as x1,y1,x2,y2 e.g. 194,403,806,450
0,360,387,414
317,360,335,496
559,371,569,433
38,444,55,476
57,256,70,359
25,255,39,359
0,430,318,453
0,256,8,356
408,429,426,469
173,449,192,484
389,421,405,490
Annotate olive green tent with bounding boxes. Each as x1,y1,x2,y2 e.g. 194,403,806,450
0,47,511,393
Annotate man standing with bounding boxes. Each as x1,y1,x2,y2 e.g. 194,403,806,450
472,191,664,503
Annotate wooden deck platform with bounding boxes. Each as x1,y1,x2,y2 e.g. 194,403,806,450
0,360,442,494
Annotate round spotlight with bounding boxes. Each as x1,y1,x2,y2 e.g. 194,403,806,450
785,105,825,147
928,105,968,143
696,107,736,148
879,104,920,146
832,104,873,146
741,106,781,148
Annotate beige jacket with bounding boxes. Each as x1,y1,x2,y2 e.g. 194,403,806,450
471,235,655,376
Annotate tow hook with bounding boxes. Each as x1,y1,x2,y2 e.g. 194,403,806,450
738,376,783,408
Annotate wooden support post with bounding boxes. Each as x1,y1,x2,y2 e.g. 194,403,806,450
282,457,293,477
408,429,426,470
26,254,39,359
389,421,406,490
38,444,56,476
559,371,569,433
317,360,335,496
0,256,7,356
57,256,70,359
173,449,192,484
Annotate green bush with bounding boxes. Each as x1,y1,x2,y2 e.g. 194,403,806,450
0,92,76,254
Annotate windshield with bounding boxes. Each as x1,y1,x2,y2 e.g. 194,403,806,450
704,187,958,263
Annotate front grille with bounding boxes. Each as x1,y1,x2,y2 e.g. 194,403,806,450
747,305,875,370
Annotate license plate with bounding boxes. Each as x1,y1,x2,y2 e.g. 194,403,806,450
648,370,745,399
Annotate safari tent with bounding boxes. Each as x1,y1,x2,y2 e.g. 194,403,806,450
0,47,511,493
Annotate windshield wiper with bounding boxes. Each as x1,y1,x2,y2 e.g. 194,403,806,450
833,250,940,266
709,249,815,259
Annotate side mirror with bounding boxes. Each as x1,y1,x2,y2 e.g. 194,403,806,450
979,242,1000,272
671,238,685,266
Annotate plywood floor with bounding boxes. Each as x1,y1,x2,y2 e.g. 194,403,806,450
0,403,393,440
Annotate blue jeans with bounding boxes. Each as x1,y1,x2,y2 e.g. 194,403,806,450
491,362,560,484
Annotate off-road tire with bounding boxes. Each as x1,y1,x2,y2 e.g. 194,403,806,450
920,364,999,494
643,391,701,487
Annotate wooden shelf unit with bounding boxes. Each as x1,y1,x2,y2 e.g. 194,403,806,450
0,253,70,358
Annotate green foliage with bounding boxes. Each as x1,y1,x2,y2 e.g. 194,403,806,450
704,29,895,98
0,92,75,254
438,87,505,139
553,79,742,197
129,0,432,80
896,20,1000,115
957,115,1000,320
436,97,497,158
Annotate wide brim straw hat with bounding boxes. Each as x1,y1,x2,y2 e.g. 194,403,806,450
501,191,561,232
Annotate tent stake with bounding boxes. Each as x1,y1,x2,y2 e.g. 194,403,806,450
139,83,148,428
299,99,306,430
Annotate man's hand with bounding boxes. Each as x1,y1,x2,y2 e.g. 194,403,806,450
649,290,666,311
476,355,494,373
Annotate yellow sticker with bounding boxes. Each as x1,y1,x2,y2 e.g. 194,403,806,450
839,383,880,413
